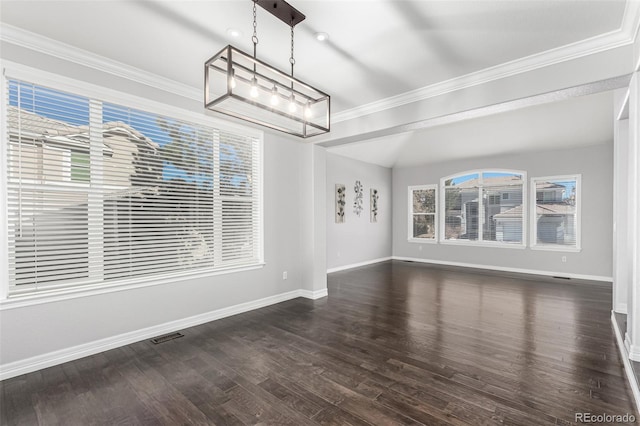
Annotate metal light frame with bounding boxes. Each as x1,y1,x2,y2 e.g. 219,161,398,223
204,1,330,138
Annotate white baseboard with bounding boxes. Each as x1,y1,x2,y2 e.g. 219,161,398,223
615,303,629,315
629,344,640,362
0,288,324,381
327,256,392,273
392,256,613,283
299,288,329,300
612,311,640,413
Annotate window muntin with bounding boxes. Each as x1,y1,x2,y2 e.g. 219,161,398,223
531,176,580,251
6,79,262,296
408,185,437,241
441,170,525,245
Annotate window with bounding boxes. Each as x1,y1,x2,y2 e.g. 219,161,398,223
70,151,90,182
5,78,262,296
408,185,437,241
441,170,525,246
531,175,580,251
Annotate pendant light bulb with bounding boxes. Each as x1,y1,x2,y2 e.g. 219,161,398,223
229,69,237,90
288,94,297,113
250,77,259,98
270,86,279,106
304,101,312,119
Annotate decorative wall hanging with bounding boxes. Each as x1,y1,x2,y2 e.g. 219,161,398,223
335,184,346,223
204,0,330,138
370,188,379,223
353,180,363,217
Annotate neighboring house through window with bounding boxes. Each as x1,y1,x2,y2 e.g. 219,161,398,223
408,185,437,242
531,175,580,251
5,77,263,296
441,170,526,246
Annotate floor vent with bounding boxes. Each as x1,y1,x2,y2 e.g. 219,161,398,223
552,276,571,280
151,332,184,344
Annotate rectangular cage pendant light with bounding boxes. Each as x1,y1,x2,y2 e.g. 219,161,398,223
204,1,330,138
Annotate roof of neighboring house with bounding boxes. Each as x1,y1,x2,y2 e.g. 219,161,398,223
453,175,523,188
103,122,158,149
7,105,159,151
7,105,86,137
494,203,575,219
450,176,567,191
536,182,566,190
536,204,575,214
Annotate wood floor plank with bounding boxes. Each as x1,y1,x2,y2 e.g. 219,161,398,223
1,260,636,425
258,378,325,419
311,405,372,426
0,376,39,426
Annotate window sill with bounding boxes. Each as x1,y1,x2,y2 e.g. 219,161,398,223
408,238,437,244
530,245,581,253
0,263,266,310
439,240,526,249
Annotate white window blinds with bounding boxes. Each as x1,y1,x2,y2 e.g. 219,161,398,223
6,79,262,296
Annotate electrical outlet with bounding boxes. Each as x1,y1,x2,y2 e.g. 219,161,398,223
337,251,341,258
418,245,423,251
562,256,567,263
282,271,288,280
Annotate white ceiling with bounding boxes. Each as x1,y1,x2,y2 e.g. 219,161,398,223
0,0,628,113
0,1,632,168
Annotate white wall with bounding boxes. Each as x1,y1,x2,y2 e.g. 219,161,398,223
392,144,614,280
300,144,328,291
613,87,630,313
610,28,640,412
626,70,640,359
635,24,640,74
326,153,392,270
0,39,327,376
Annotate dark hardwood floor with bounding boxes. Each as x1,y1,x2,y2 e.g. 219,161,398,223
1,260,636,425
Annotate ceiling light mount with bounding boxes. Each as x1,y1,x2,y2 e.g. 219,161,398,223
255,0,306,26
205,0,330,138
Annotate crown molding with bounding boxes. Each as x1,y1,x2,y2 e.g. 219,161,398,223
623,0,640,42
333,0,640,124
320,73,630,149
0,23,202,102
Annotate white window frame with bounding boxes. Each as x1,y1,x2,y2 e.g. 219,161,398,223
408,184,438,243
1,61,265,305
530,174,581,252
439,169,527,249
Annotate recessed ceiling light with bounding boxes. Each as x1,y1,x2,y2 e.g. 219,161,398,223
315,32,329,42
227,28,243,38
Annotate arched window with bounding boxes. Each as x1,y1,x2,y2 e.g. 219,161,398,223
440,170,526,246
